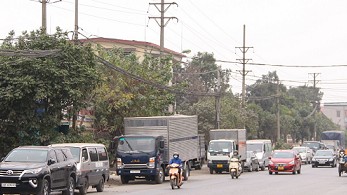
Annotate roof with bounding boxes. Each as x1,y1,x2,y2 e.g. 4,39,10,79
79,37,186,58
323,102,347,106
50,143,106,148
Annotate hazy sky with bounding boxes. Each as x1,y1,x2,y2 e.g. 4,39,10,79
1,0,347,103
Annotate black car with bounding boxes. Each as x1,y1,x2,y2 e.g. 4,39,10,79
311,149,337,168
0,146,77,195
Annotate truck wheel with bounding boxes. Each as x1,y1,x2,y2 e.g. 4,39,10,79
183,167,189,181
261,163,265,171
121,176,129,184
209,168,213,174
155,167,164,184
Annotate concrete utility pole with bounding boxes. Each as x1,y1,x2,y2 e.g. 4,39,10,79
309,73,321,140
236,25,253,128
149,0,178,57
215,66,221,129
149,0,178,114
74,0,78,40
276,79,281,142
41,0,47,33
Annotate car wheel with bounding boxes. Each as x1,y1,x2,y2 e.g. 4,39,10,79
275,172,278,175
62,176,75,195
78,178,89,195
209,168,213,174
292,170,296,175
268,171,272,175
312,165,315,168
248,164,253,172
256,163,259,172
261,163,265,171
38,179,50,195
96,177,105,192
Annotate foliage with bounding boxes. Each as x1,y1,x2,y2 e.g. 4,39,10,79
0,28,100,156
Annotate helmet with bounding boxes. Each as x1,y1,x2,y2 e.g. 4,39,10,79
173,152,179,158
233,150,238,155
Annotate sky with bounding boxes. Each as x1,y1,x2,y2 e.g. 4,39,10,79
1,0,347,104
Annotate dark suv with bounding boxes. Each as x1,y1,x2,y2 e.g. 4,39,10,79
0,146,77,195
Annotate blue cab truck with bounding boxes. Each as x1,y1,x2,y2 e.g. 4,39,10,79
112,115,204,184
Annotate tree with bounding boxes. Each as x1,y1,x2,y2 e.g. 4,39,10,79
0,28,100,155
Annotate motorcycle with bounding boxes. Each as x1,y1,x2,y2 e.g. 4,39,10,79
338,152,347,177
168,163,183,189
229,158,242,179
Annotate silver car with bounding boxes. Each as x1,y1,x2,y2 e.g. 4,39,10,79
292,146,313,164
244,151,260,172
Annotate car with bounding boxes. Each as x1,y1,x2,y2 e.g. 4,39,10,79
292,146,313,164
302,141,325,154
311,149,337,168
244,151,260,172
268,150,301,175
50,143,110,195
0,146,77,195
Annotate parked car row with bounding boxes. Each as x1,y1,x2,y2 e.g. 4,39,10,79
0,143,110,195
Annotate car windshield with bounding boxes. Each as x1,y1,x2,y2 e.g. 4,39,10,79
69,147,81,163
315,150,333,156
209,141,233,153
4,149,48,163
293,147,306,153
247,143,263,153
117,137,156,153
272,152,294,158
302,142,320,149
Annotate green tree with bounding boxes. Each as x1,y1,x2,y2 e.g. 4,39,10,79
0,28,100,155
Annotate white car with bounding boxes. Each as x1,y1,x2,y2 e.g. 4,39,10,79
292,146,313,164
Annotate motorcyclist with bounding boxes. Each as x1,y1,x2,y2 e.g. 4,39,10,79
169,152,183,184
230,150,242,172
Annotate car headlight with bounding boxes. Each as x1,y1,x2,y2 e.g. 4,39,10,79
329,158,334,161
288,160,295,165
24,168,43,174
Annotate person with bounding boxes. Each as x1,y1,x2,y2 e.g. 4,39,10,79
169,152,183,184
231,150,241,160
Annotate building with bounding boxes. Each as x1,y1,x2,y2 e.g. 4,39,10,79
79,37,185,62
322,102,347,130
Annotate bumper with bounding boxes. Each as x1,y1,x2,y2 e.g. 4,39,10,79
116,168,159,176
268,164,295,172
312,160,334,166
0,176,42,194
208,163,229,171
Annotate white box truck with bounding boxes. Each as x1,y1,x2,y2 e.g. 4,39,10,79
207,129,246,174
114,115,203,184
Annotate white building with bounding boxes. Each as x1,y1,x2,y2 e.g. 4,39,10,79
322,102,347,130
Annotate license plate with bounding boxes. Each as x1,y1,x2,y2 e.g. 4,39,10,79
217,164,223,168
1,183,16,187
319,161,326,164
130,170,140,173
278,166,284,171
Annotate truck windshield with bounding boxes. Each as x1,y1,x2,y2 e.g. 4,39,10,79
209,142,233,152
247,143,263,153
117,137,156,153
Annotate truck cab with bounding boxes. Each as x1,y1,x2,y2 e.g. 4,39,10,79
207,139,236,174
114,135,165,184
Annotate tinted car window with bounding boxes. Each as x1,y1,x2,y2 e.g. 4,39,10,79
69,147,81,162
272,152,294,158
62,148,73,160
5,149,48,163
89,148,98,162
97,147,108,161
55,149,65,162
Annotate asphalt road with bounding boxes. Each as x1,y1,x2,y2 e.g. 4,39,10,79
89,164,346,195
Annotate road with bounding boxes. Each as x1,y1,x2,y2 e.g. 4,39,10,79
91,164,346,195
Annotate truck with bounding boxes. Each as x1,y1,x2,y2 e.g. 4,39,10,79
321,130,346,150
207,129,246,174
113,115,204,184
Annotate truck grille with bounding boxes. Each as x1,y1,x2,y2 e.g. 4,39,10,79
212,160,228,164
123,164,148,169
0,170,23,177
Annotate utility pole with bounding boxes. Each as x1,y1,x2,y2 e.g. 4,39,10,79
309,73,320,140
149,0,178,113
149,0,178,57
41,0,47,33
215,66,221,129
276,79,281,142
74,0,78,40
236,25,253,128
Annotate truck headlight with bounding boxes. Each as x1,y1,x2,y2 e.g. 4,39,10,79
117,158,124,169
147,157,155,168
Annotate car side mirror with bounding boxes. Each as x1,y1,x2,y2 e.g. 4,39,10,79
82,157,86,162
48,158,57,165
